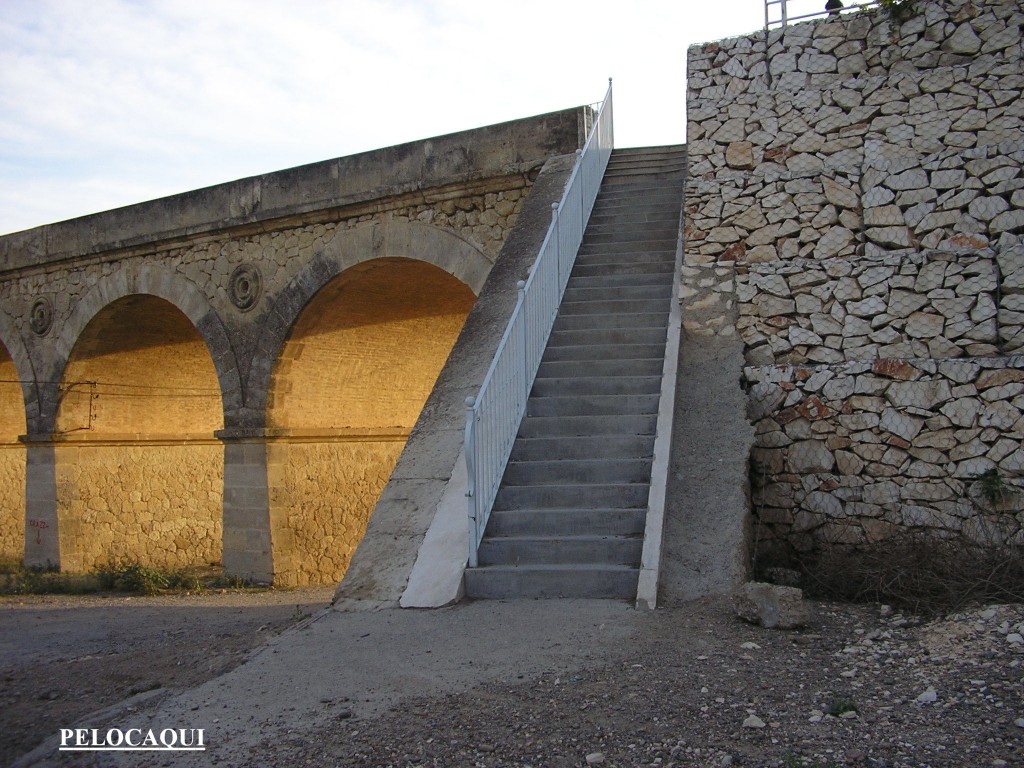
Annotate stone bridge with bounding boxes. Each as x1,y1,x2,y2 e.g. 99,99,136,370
0,107,590,589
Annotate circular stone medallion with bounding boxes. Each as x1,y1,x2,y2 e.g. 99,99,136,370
229,264,263,312
29,298,53,336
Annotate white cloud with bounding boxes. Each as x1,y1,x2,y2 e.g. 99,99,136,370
0,0,768,234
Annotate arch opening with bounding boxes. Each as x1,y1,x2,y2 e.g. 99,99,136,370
0,343,26,565
55,295,224,573
266,257,476,586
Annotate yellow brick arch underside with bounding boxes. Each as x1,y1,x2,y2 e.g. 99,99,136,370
266,257,476,586
0,344,26,564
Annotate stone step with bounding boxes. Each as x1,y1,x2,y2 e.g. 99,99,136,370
603,167,687,182
586,202,680,216
509,435,655,462
485,507,648,537
516,413,658,439
547,327,667,347
581,227,679,244
536,358,664,378
593,183,683,197
476,535,642,567
560,283,673,304
566,272,674,289
573,249,676,266
551,312,668,332
609,145,686,160
526,393,660,417
502,458,653,486
557,298,671,316
569,260,675,278
463,564,639,599
587,209,681,225
577,240,678,255
493,483,650,511
541,343,667,363
531,375,663,397
579,224,679,240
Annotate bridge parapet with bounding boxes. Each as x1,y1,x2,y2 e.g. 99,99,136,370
0,107,588,271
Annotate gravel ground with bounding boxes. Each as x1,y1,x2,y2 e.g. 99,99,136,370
0,588,334,766
259,599,1024,768
7,594,1024,768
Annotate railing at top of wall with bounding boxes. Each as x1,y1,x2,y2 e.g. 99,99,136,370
464,79,614,568
765,0,879,29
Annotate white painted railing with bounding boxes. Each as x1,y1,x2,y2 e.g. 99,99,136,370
464,80,614,567
765,0,879,29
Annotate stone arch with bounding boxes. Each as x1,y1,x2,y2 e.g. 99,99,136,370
244,219,489,419
261,250,479,586
53,292,225,573
40,266,240,434
0,310,39,430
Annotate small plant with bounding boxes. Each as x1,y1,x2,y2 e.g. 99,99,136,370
100,562,169,595
0,565,101,595
1,560,264,597
826,696,857,717
878,0,917,24
775,532,1024,615
976,467,1013,507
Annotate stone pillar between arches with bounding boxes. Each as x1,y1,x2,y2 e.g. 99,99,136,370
219,432,274,584
22,437,59,569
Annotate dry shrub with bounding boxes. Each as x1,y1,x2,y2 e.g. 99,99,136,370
783,533,1024,615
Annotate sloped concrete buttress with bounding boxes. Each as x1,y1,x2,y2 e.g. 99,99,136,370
334,153,578,607
635,212,685,610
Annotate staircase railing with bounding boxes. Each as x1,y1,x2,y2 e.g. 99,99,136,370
765,0,879,29
464,80,614,567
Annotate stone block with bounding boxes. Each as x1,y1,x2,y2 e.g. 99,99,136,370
733,582,810,629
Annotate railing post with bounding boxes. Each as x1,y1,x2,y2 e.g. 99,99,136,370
576,148,585,234
517,280,528,404
465,395,478,567
602,77,610,151
551,202,561,295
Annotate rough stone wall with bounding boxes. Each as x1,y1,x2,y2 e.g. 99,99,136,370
0,445,24,563
0,353,25,562
267,440,404,587
683,0,1024,560
55,443,222,572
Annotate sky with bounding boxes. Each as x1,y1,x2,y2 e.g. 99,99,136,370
0,0,826,235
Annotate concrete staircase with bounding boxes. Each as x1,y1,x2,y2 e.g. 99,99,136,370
463,145,686,599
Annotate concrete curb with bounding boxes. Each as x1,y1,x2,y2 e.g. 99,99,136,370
635,190,685,610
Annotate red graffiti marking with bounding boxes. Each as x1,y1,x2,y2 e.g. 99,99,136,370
28,519,49,545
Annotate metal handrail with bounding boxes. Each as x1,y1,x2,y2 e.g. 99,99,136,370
765,0,879,30
464,79,614,567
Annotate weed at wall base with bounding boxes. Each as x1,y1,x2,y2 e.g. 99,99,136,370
756,533,1024,616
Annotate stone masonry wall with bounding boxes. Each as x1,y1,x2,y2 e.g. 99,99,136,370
55,443,223,572
683,0,1024,559
0,444,25,563
0,355,25,563
267,440,404,587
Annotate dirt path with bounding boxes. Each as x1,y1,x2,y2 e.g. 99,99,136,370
4,592,1023,768
0,588,334,765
